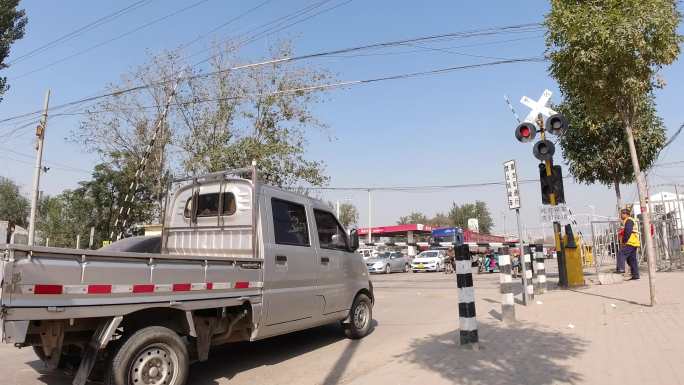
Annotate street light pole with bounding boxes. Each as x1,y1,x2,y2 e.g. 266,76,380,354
367,189,372,244
28,89,51,246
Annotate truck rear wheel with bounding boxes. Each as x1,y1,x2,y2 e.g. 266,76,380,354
344,293,372,339
106,326,189,385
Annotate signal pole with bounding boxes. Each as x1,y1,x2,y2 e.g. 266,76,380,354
27,89,51,246
536,114,568,287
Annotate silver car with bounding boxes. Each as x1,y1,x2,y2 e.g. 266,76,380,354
366,251,410,274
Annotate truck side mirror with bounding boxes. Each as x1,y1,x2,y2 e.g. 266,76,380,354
349,229,359,252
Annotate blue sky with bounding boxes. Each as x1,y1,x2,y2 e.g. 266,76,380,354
1,0,683,239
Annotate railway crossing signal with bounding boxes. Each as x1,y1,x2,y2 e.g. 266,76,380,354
515,121,537,143
539,164,565,204
532,139,555,161
511,89,570,288
545,113,568,136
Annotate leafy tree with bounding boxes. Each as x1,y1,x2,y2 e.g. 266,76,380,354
448,201,493,234
0,0,27,103
546,0,682,303
36,163,156,248
0,176,29,227
74,41,331,190
557,95,666,212
397,212,429,225
428,212,451,227
338,203,358,228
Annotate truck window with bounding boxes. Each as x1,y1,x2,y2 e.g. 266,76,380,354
272,198,310,246
313,210,349,250
184,192,236,218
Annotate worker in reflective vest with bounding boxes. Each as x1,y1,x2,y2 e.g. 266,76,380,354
617,208,640,280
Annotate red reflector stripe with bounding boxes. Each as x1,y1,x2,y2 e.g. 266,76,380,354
234,281,249,289
172,283,191,292
132,284,155,293
34,284,63,295
206,282,213,290
87,284,112,294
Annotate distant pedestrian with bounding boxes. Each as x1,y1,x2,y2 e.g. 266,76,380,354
617,208,640,280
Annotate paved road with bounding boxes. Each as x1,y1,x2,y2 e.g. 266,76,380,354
2,265,683,385
0,271,464,385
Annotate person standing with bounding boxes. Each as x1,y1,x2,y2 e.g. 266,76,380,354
617,208,640,280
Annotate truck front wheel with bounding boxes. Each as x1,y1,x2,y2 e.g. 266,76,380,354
344,293,373,339
106,326,189,385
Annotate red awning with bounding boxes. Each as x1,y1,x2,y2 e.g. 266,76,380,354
356,224,433,236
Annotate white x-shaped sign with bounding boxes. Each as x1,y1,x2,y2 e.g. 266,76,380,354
520,89,557,122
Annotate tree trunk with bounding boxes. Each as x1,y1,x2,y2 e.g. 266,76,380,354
624,120,657,306
614,179,623,218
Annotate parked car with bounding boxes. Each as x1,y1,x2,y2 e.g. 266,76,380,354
357,248,375,260
411,250,446,272
366,251,410,274
0,167,374,385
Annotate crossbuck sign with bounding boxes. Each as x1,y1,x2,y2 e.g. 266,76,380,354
520,89,557,122
503,160,521,210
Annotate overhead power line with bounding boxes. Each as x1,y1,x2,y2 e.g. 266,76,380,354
42,57,544,117
298,175,575,192
228,0,354,55
186,0,338,65
0,22,543,124
8,0,153,65
176,0,275,52
13,0,212,80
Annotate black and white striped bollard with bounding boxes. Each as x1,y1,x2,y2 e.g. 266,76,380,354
534,244,547,294
455,244,478,346
498,246,516,323
523,250,534,302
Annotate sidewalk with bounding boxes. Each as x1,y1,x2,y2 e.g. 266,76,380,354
347,268,684,385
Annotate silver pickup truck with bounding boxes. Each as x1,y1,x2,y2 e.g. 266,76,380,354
0,168,373,385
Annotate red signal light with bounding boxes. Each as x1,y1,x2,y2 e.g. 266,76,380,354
515,122,537,143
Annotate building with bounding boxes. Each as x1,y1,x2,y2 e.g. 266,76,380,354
631,191,684,229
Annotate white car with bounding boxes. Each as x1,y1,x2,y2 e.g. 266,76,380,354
411,250,446,272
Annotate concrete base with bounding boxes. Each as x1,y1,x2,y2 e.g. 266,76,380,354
597,272,625,285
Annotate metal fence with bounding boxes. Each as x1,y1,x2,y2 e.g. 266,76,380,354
590,216,683,272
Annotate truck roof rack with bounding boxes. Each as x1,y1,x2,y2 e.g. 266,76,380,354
172,166,256,184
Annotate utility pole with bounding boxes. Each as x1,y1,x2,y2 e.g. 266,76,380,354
336,200,340,219
28,89,51,246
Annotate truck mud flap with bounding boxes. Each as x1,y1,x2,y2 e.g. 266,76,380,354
73,316,123,385
1,320,29,344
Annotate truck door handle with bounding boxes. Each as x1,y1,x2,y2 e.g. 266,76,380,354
321,257,330,264
275,255,287,263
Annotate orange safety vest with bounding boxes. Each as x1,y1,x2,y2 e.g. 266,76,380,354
622,217,640,248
